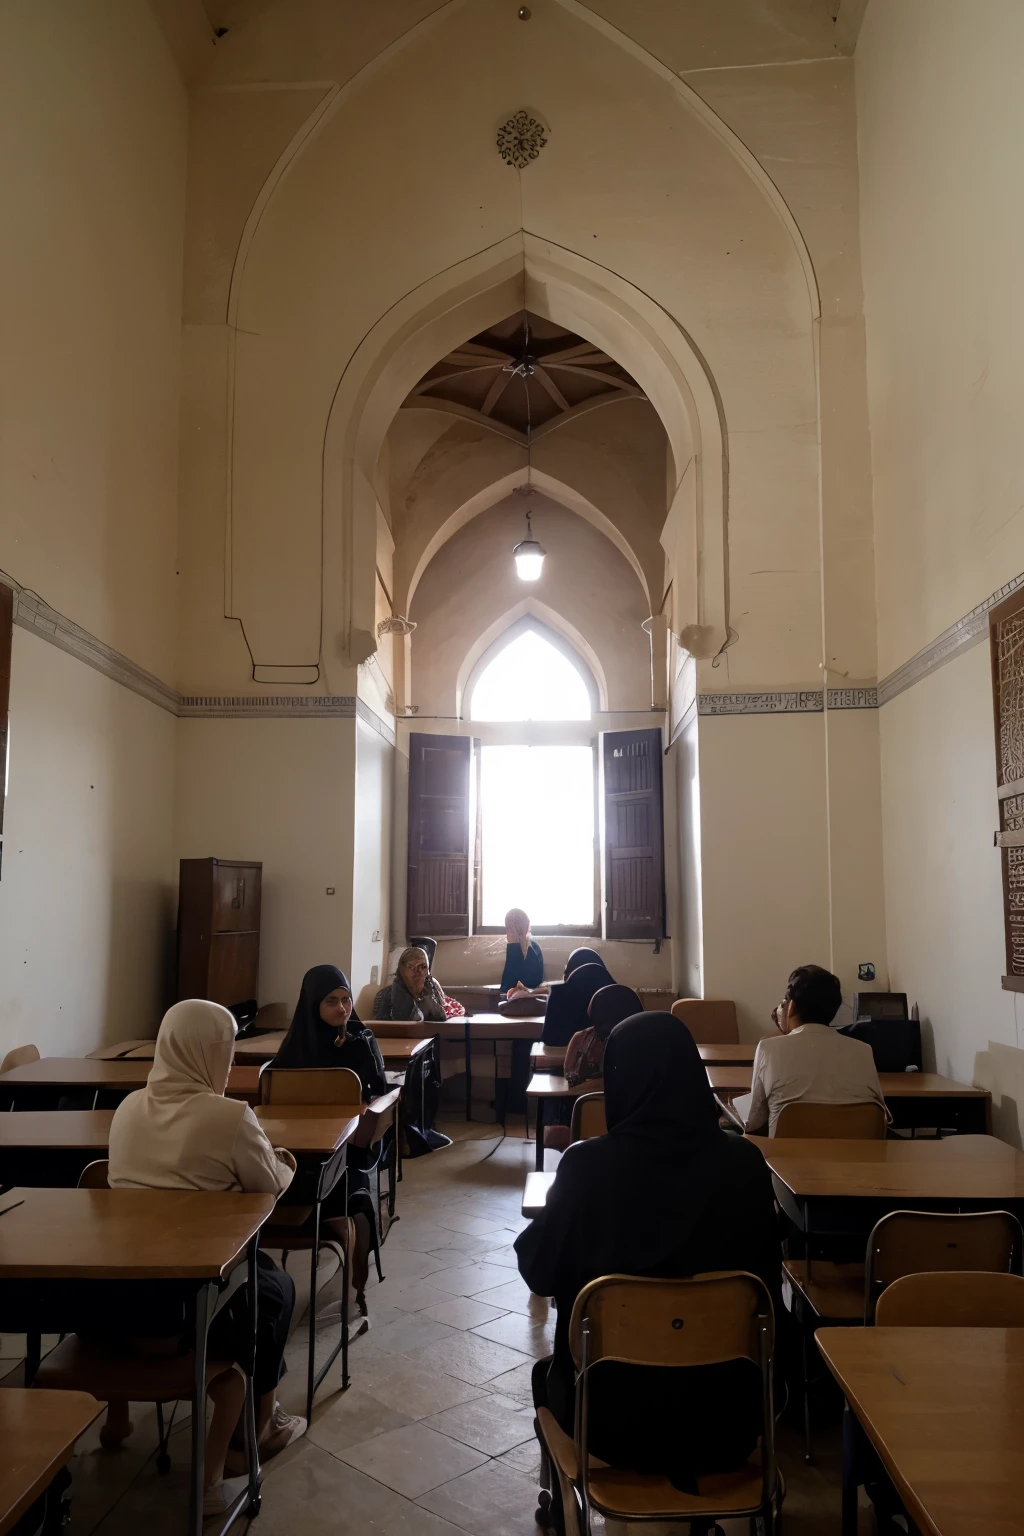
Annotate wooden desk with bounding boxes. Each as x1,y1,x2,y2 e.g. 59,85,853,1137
0,1059,151,1108
522,1170,556,1218
252,1106,360,1157
697,1041,756,1067
816,1326,1024,1536
0,1187,274,1536
530,1042,566,1071
758,1135,1024,1237
376,1038,433,1066
706,1066,991,1133
0,1110,114,1189
86,1039,156,1061
225,1064,264,1105
526,1074,590,1170
463,1014,545,1122
233,1031,285,1063
0,1388,103,1536
0,1186,273,1279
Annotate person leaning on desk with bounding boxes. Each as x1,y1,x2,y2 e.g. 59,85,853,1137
740,964,889,1136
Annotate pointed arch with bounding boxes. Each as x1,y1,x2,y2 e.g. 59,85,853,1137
456,604,608,718
404,466,652,615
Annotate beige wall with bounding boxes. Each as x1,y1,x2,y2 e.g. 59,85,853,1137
0,634,176,1057
175,718,357,1008
0,1,186,1055
858,0,1024,1138
351,717,394,995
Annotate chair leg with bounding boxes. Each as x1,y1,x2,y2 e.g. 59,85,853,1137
155,1402,172,1475
370,1208,385,1284
307,1204,322,1422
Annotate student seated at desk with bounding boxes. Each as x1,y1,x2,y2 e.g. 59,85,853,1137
563,984,643,1086
275,965,388,1309
743,964,888,1137
500,907,546,998
373,946,448,1024
516,1014,781,1533
107,1000,304,1514
540,952,614,1047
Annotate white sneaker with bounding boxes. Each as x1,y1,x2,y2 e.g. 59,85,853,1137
203,1474,251,1519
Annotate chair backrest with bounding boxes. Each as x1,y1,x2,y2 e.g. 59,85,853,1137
260,1067,363,1107
866,1208,1022,1319
875,1269,1024,1328
570,1091,607,1142
78,1159,110,1189
0,1043,40,1075
355,984,378,1020
670,998,738,1045
568,1272,776,1514
774,1100,888,1139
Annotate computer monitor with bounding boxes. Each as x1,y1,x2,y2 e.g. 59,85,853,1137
838,1014,922,1073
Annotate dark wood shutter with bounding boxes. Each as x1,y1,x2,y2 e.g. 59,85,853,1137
407,733,472,937
602,727,664,940
0,585,11,880
990,591,1024,987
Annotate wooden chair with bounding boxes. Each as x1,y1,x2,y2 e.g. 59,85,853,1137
35,1160,244,1480
537,1271,779,1535
670,998,739,1045
864,1208,1022,1320
258,1067,398,1418
355,984,379,1021
0,1043,39,1074
570,1092,606,1142
874,1269,1024,1327
774,1100,888,1140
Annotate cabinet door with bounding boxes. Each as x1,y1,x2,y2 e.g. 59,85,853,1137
211,864,262,933
208,933,260,1006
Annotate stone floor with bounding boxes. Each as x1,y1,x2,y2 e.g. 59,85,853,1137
3,1117,872,1535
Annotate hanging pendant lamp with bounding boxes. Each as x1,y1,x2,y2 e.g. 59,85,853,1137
510,313,546,582
513,509,545,581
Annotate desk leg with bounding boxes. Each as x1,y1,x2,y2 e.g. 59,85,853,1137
189,1281,213,1536
841,1403,858,1536
465,1019,472,1121
535,1101,545,1172
340,1167,350,1392
244,1240,262,1516
307,1195,322,1423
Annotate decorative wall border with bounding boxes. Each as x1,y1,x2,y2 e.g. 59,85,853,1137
697,687,878,716
4,578,179,715
875,572,1024,705
9,562,1022,730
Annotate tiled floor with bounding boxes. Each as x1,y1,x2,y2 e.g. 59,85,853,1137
7,1118,869,1534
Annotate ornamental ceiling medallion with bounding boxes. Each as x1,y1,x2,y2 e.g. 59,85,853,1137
497,110,548,170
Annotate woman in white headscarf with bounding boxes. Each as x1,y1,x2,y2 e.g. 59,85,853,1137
107,1000,304,1513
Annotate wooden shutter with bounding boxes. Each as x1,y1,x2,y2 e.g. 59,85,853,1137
0,585,11,880
407,733,472,937
602,727,664,940
990,591,1024,987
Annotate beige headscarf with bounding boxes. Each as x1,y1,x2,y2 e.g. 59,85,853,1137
397,946,431,991
108,999,250,1192
505,908,531,957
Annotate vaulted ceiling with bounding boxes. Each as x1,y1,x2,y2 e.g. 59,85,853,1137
402,310,645,442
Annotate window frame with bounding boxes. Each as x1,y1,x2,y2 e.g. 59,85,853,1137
472,736,601,937
990,587,1024,991
465,616,599,722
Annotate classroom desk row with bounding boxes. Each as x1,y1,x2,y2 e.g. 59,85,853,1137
0,1104,367,1535
524,1069,993,1169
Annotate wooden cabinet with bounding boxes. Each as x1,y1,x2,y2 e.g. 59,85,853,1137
176,858,262,1007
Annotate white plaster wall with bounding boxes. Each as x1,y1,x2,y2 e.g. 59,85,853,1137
351,718,394,995
0,1,186,1054
175,718,357,1008
0,634,176,1056
858,0,1024,1137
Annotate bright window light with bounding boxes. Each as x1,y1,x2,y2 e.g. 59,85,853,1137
470,631,591,721
480,745,595,926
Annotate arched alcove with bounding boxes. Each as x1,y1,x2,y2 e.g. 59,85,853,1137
464,615,600,721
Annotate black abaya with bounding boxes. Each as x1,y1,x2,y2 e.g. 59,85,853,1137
515,1012,782,1491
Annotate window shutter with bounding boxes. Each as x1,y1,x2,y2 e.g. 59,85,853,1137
407,733,472,937
990,592,1024,985
0,584,10,880
602,727,664,940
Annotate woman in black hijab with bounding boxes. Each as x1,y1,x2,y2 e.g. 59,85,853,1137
274,966,389,1309
516,1012,781,1524
540,959,615,1047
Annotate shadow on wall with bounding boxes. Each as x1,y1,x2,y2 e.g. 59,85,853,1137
975,1044,1024,1149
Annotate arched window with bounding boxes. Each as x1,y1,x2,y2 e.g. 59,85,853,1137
469,629,592,721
